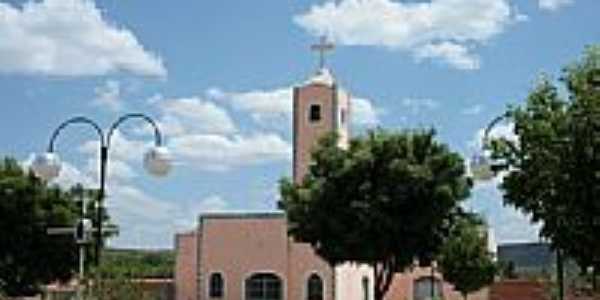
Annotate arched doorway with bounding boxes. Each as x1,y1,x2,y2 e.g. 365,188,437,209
413,276,442,300
245,273,283,300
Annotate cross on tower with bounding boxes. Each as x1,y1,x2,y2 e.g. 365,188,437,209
310,35,335,70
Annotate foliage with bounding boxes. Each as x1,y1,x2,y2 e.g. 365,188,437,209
437,214,496,300
101,249,174,279
0,157,79,296
87,263,158,300
279,129,471,300
488,45,600,287
0,157,111,296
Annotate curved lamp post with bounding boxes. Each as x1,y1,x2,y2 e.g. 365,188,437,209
30,113,171,266
469,112,513,182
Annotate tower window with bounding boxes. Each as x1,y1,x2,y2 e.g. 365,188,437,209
209,273,224,298
340,108,347,125
309,104,321,122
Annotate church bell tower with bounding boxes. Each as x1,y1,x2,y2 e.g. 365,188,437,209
293,36,350,183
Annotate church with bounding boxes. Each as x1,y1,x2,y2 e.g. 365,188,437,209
174,39,493,300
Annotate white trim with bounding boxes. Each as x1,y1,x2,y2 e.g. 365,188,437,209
242,270,287,300
206,271,226,299
303,271,326,300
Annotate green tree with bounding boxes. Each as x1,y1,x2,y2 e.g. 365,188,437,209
279,129,471,300
488,46,600,290
0,157,106,296
88,263,158,300
438,214,496,300
0,157,77,295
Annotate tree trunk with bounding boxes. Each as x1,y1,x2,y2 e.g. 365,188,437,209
557,249,564,300
593,265,598,292
373,259,396,300
463,292,468,300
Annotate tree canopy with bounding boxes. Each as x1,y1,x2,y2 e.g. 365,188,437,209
438,213,496,300
488,45,600,286
279,129,471,300
0,157,104,296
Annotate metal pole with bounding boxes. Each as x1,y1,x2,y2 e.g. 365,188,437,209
557,248,564,300
431,265,435,300
78,245,85,300
78,187,85,300
95,145,108,266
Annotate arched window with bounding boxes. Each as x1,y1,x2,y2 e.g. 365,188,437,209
245,273,282,300
209,273,224,298
362,276,370,300
307,273,323,300
413,276,442,300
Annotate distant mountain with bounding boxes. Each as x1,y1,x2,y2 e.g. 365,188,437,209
498,242,555,270
103,248,175,278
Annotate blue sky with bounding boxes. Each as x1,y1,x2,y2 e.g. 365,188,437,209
0,0,598,248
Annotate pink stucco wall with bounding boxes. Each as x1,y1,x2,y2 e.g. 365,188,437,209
196,213,334,300
288,241,334,300
385,266,489,300
175,231,197,300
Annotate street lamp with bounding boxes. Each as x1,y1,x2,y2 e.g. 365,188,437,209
30,113,171,266
469,113,513,182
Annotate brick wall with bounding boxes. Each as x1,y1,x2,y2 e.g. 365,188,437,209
489,280,546,300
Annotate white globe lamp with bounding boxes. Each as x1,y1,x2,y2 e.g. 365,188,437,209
144,146,172,177
469,151,495,182
31,152,62,181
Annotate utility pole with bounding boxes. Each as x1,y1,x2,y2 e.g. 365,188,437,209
46,185,118,299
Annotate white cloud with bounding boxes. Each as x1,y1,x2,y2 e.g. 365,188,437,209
415,42,480,70
169,133,292,171
155,97,237,135
0,0,165,77
461,104,484,115
228,88,293,123
401,97,439,114
204,87,227,100
221,87,381,128
295,0,522,70
146,93,164,105
79,130,150,163
468,180,540,243
135,93,296,172
352,97,381,126
104,184,180,248
93,80,122,111
196,195,230,212
84,157,137,184
539,0,574,11
173,195,231,229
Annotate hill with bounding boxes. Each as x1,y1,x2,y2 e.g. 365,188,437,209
101,248,175,279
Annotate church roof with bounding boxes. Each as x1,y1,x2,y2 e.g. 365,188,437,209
305,68,335,87
199,211,285,221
